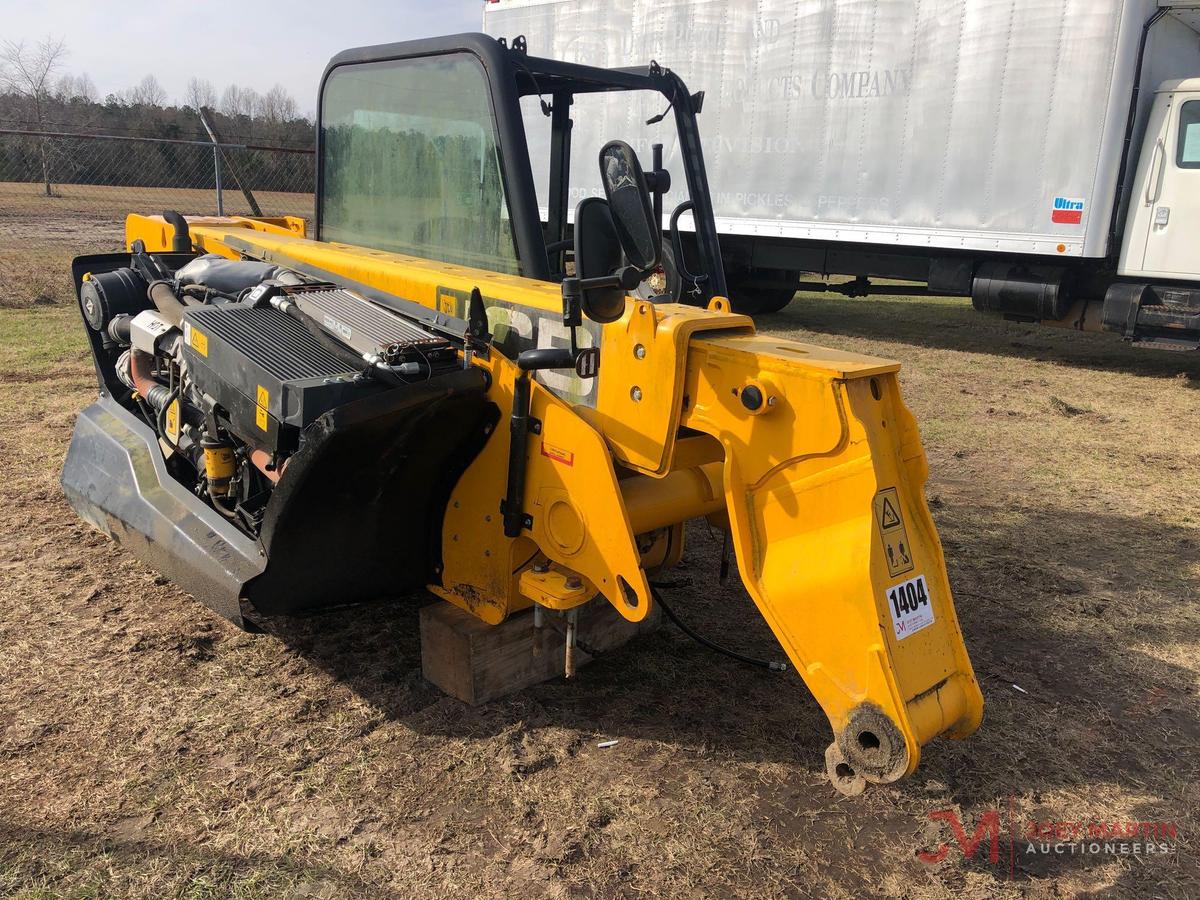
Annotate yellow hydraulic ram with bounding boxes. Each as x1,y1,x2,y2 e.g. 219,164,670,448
128,214,984,794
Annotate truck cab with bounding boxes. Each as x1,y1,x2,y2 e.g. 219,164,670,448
1121,78,1200,281
1101,77,1200,349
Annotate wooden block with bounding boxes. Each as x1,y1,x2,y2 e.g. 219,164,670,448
419,599,660,705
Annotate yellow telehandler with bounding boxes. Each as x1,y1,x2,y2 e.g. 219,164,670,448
61,33,982,794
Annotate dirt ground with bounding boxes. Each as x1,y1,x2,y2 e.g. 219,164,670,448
0,210,1198,898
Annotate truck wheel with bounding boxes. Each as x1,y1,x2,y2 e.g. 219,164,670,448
730,285,796,315
633,243,683,303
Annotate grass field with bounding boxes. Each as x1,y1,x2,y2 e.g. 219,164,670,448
0,213,1198,897
0,182,311,310
0,181,312,222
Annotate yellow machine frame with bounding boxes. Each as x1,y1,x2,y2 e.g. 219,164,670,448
127,213,983,793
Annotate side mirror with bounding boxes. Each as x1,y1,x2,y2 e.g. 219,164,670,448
572,197,628,324
599,140,661,272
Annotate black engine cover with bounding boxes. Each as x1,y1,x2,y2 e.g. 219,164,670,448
180,305,381,453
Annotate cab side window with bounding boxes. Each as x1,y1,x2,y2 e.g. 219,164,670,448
1176,100,1200,169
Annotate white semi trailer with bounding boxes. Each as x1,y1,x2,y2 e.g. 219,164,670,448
484,0,1200,349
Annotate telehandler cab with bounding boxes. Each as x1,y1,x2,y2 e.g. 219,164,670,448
61,34,982,794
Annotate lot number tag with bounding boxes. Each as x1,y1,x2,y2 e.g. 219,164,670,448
886,574,935,640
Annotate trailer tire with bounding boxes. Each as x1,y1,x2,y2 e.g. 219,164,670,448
730,285,796,315
633,243,683,303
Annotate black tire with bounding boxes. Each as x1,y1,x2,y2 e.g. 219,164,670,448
633,243,684,303
729,285,796,315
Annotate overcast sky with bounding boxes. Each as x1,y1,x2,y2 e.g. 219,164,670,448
3,0,484,116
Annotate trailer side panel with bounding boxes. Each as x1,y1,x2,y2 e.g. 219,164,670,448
485,0,1200,260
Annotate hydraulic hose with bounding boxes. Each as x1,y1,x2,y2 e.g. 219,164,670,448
128,350,159,398
118,351,167,421
649,584,788,672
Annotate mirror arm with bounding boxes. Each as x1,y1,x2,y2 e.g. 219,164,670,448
587,266,644,291
516,342,601,375
563,266,643,298
562,267,638,335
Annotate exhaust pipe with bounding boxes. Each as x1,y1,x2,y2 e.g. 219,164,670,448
162,210,192,253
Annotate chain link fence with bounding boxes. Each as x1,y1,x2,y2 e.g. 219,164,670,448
0,129,315,307
0,129,314,224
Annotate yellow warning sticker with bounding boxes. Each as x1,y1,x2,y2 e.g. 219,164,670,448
189,326,208,357
255,385,269,431
164,399,180,442
874,487,915,578
438,292,458,316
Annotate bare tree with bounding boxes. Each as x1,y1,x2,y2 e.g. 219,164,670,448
220,83,260,120
258,84,298,125
185,76,216,111
55,72,96,102
78,72,98,103
126,73,167,107
0,35,68,196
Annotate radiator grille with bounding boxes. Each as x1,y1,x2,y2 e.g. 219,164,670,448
294,289,437,349
184,307,354,381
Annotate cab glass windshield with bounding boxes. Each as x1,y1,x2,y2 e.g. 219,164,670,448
320,53,520,274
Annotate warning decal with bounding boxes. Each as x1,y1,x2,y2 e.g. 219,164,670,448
255,385,270,432
190,326,208,356
874,487,915,578
164,399,180,443
540,440,575,467
183,321,208,357
879,496,901,529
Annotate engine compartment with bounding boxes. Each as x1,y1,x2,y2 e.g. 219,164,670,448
76,243,464,539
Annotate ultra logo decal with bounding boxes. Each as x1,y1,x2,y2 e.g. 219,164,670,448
1052,196,1085,225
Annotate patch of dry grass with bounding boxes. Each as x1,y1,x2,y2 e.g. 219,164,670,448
0,180,311,223
0,205,124,309
0,181,311,309
0,261,1198,896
